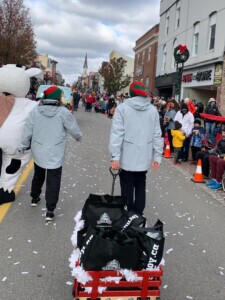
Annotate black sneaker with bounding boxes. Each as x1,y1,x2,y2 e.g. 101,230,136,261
45,211,54,222
31,197,41,207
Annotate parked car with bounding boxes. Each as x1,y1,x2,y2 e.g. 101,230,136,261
36,85,73,109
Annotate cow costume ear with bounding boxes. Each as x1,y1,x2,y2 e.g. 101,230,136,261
25,68,43,79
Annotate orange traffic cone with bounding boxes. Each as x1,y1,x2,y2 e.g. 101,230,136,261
191,159,205,183
164,142,172,158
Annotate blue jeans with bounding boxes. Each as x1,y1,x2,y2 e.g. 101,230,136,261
205,122,216,144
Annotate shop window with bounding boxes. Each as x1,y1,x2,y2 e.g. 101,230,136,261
137,53,140,64
175,1,180,29
162,45,167,72
142,50,145,64
148,46,152,61
192,22,199,56
171,38,178,69
145,77,150,90
165,11,169,36
208,12,217,51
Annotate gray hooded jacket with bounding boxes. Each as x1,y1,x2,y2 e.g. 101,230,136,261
109,96,163,171
19,103,82,169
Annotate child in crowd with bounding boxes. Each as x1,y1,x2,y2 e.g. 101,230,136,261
212,122,222,146
190,118,205,163
171,121,185,165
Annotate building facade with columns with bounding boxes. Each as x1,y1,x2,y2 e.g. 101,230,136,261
156,0,225,114
133,24,159,96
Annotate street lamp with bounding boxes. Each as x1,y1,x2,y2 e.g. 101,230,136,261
174,45,190,101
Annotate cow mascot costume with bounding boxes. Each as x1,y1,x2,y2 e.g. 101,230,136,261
0,64,42,205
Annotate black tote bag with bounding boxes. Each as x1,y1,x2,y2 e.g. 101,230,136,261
127,219,165,269
80,226,140,271
121,210,146,231
82,193,127,229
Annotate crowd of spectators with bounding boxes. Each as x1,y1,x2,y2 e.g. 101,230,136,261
62,88,225,191
154,95,225,191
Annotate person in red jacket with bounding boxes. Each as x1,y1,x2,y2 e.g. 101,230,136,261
184,97,197,115
85,94,94,112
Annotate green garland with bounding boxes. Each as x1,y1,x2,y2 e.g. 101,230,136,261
174,45,190,63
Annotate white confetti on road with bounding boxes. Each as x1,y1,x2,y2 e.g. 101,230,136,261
166,248,173,254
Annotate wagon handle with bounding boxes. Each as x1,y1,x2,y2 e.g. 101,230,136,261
109,167,121,196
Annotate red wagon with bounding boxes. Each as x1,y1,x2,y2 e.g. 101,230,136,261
72,265,163,300
72,169,164,300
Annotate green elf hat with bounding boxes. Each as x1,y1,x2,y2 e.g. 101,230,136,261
129,81,147,98
43,86,63,100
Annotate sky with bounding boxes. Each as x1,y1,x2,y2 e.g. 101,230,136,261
25,0,160,84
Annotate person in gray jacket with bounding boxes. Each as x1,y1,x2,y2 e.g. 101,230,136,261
109,81,163,215
164,101,177,153
19,86,82,221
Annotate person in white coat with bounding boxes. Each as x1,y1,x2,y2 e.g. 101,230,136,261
109,81,163,215
174,103,194,161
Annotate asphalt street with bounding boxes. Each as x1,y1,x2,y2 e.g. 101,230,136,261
0,108,225,300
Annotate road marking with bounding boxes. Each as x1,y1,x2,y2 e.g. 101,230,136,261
0,160,34,223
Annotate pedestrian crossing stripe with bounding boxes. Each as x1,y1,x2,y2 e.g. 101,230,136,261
0,160,34,223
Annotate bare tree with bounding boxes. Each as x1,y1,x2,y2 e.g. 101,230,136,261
0,0,36,66
99,57,131,95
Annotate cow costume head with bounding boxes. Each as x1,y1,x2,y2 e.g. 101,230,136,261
0,64,42,205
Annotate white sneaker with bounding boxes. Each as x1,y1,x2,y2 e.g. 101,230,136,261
45,211,54,221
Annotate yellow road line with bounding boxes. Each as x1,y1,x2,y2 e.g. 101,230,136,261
0,160,34,223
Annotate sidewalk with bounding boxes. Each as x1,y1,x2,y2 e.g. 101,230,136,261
165,157,225,207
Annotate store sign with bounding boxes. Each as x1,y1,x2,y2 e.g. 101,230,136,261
182,70,212,83
182,64,215,88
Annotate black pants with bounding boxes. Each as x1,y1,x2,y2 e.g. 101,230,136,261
74,99,80,110
30,163,62,212
179,137,190,161
196,152,210,177
119,169,147,215
191,146,201,161
174,147,181,163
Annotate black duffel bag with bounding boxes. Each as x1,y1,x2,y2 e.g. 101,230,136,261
126,219,165,269
82,193,127,229
80,226,140,271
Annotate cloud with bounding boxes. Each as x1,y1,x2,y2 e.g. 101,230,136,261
25,0,160,84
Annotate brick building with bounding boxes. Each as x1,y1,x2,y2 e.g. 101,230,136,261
133,24,159,95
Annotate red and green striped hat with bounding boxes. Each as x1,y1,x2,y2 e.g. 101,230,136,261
129,81,147,98
43,86,63,100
